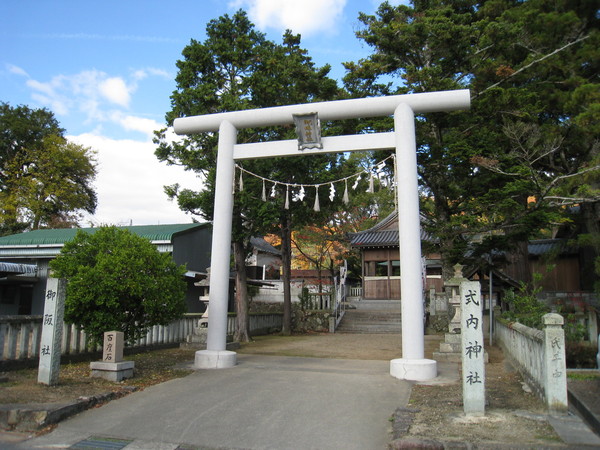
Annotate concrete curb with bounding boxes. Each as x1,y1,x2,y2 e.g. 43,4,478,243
0,387,137,432
389,438,564,449
568,386,600,436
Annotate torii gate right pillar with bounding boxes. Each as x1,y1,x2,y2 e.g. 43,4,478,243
390,103,436,381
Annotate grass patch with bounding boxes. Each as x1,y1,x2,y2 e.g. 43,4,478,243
536,434,562,442
567,371,600,380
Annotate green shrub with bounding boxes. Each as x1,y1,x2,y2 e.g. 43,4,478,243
501,280,550,329
50,226,187,346
566,342,597,369
298,287,313,311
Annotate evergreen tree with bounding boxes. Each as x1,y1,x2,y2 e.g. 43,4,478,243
155,11,343,337
0,103,97,234
50,227,187,346
346,0,599,278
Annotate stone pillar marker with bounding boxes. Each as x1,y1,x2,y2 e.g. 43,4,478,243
461,280,485,415
90,331,134,381
38,277,66,385
543,313,568,413
433,264,467,362
103,331,124,362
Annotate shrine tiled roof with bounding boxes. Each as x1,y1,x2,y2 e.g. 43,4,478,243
250,236,281,255
528,239,577,256
348,211,434,248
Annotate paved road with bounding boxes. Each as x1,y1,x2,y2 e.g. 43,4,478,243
19,355,411,449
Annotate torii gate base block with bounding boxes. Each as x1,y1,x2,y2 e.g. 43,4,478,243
195,350,237,369
390,358,437,381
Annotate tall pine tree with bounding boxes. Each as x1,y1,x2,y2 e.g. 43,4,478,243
155,11,344,337
346,0,599,280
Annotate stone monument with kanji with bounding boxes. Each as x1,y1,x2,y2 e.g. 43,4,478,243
90,331,134,381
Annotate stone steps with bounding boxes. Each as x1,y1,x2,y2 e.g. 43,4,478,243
336,325,401,334
336,301,402,334
342,312,402,321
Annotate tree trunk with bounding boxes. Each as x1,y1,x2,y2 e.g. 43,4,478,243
281,213,292,335
316,263,323,294
579,200,600,291
434,200,457,281
233,239,250,342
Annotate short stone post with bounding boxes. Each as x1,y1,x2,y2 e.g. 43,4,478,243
588,311,597,346
433,264,467,362
461,281,485,416
103,330,124,362
597,334,600,370
90,331,134,381
184,272,211,347
543,313,568,413
38,278,66,385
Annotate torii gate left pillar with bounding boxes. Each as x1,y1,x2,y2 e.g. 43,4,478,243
174,89,470,380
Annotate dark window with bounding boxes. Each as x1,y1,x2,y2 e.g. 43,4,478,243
18,286,33,315
375,261,388,277
391,261,401,276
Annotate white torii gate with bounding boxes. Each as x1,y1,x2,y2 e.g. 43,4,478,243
174,89,470,381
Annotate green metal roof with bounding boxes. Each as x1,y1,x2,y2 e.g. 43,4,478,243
0,223,207,247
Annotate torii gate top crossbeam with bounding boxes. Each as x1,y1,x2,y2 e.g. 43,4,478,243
174,89,470,135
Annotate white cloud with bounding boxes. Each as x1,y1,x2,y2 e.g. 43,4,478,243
27,75,72,115
367,0,408,7
6,63,29,77
30,92,70,116
30,32,181,44
25,69,113,121
132,69,149,82
230,0,347,36
132,67,171,81
70,132,202,226
99,77,131,107
20,68,171,137
111,112,163,139
27,79,57,97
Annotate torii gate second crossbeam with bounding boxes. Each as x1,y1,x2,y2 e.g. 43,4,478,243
174,89,470,381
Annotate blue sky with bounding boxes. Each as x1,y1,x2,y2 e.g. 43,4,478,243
1,0,405,226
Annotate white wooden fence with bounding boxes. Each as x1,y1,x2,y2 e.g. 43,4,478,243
349,286,362,298
0,313,283,362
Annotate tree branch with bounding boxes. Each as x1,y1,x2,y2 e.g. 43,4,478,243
545,196,600,206
544,164,600,192
476,34,590,96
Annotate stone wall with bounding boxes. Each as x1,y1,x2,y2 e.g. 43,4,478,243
426,289,451,333
537,291,599,310
292,307,332,333
494,314,568,413
250,301,332,333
